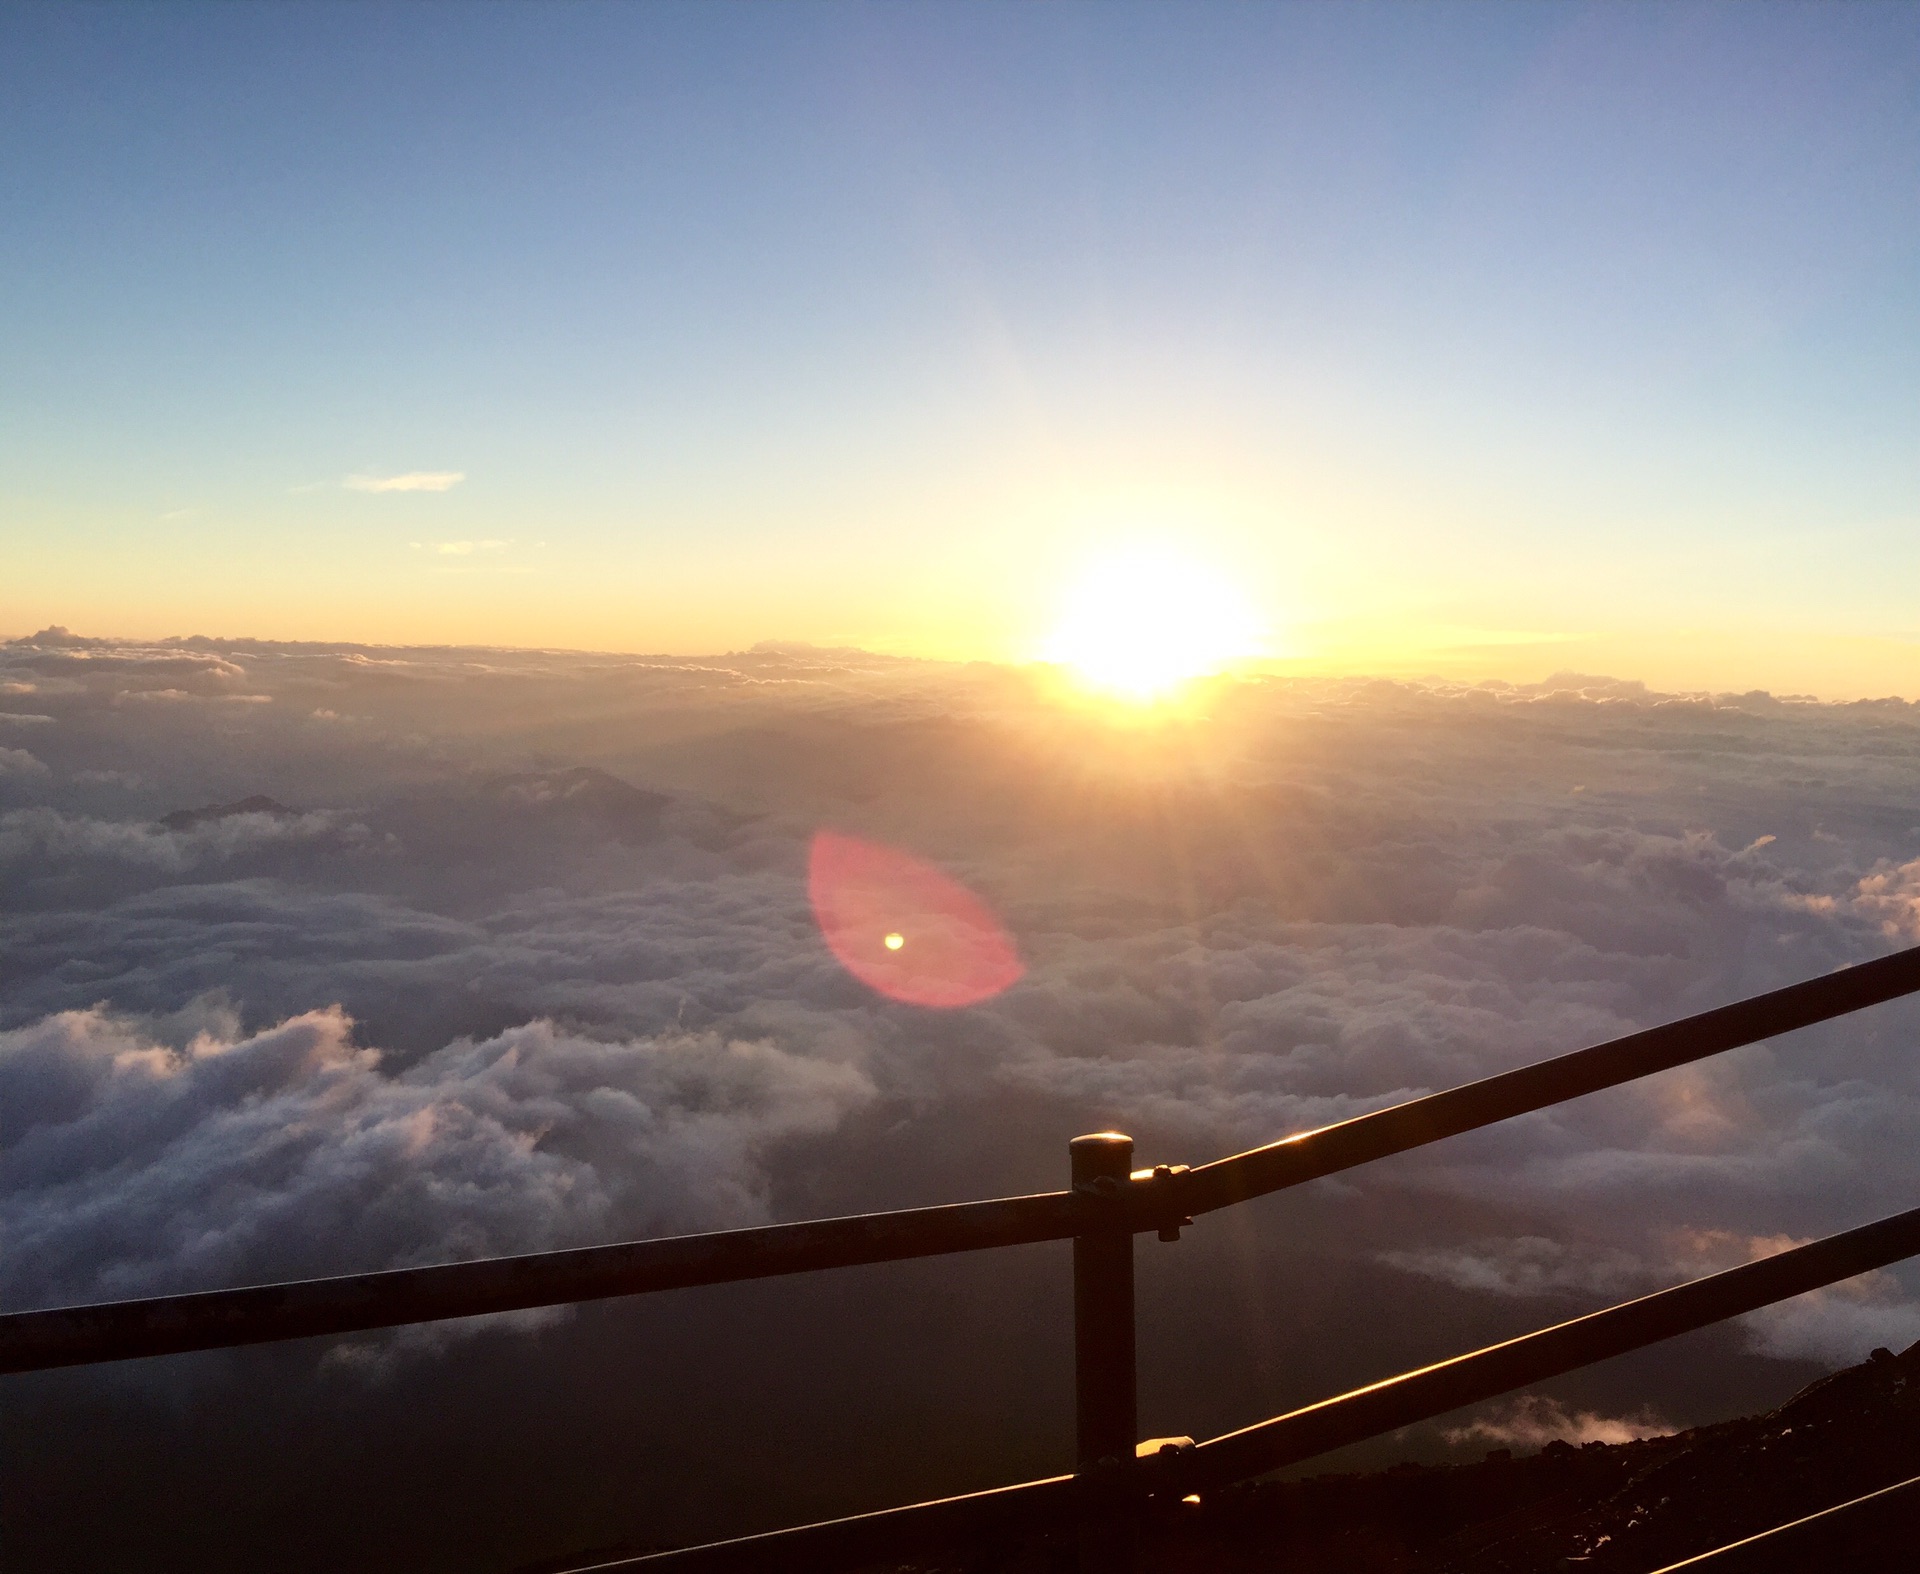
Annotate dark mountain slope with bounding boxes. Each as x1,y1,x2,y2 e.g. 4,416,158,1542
1133,1342,1920,1572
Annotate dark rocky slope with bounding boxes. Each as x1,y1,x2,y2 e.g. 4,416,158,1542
1130,1341,1920,1571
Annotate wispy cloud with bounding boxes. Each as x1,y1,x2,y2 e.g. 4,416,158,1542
1445,1396,1672,1451
0,746,50,779
410,539,509,556
1378,1237,1649,1300
345,471,466,494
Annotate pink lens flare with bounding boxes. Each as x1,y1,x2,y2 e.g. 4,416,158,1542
808,830,1025,1008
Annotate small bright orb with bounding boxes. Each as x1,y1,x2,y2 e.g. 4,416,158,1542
1042,544,1263,702
884,931,905,950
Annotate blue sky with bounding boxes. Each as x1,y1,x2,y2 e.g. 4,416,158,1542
3,1,1917,692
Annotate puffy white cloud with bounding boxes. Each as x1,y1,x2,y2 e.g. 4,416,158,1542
1849,857,1920,939
1,1004,873,1312
1443,1395,1673,1451
1376,1236,1649,1301
1665,1228,1920,1365
0,746,48,779
0,807,359,872
1379,1226,1920,1372
1740,1278,1920,1363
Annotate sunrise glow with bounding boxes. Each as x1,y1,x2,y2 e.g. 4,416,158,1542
1041,546,1266,701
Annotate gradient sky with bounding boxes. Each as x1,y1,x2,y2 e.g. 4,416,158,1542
3,1,1918,693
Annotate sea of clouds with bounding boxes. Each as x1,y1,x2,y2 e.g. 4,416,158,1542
8,627,1920,1570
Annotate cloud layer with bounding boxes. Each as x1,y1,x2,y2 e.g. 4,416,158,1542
8,631,1920,1568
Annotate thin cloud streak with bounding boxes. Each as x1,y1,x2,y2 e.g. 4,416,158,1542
410,540,508,556
345,472,466,494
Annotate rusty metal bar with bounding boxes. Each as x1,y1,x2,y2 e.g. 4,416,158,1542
1648,1471,1920,1570
585,1200,1920,1572
10,945,1920,1373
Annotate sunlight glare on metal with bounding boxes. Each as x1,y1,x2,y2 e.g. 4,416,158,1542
808,832,1023,1008
1041,544,1264,702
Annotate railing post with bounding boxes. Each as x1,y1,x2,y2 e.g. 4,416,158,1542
1071,1131,1136,1574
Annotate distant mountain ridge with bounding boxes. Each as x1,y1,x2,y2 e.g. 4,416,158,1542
480,766,669,841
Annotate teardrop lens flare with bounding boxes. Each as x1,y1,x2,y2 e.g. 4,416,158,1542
808,831,1024,1008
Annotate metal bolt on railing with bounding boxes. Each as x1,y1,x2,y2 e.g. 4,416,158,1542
1131,1162,1193,1241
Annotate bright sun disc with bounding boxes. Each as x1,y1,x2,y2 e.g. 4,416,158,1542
1041,546,1263,701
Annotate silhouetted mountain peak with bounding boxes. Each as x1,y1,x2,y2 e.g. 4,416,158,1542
9,625,113,649
481,767,669,839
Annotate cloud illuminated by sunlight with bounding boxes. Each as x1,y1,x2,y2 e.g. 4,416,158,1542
1039,544,1266,701
346,471,466,493
410,540,509,556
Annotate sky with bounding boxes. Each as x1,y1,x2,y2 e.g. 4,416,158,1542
3,1,1919,694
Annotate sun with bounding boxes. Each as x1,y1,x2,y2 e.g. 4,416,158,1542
1041,545,1264,701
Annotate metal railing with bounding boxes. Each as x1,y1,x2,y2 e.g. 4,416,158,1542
9,946,1920,1570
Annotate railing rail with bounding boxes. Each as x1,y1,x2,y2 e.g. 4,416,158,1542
11,946,1920,1570
0,1188,1091,1374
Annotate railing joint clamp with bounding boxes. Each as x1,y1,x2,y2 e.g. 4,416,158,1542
1133,1163,1193,1240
